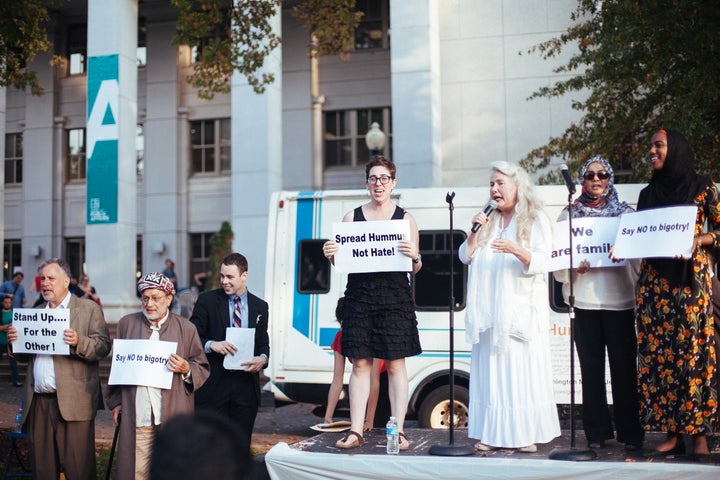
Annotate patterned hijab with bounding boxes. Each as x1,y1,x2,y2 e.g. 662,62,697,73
637,129,710,210
569,156,629,218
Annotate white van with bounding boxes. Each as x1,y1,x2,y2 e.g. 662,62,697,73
263,184,645,428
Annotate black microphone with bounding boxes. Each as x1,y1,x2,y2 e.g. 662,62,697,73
471,200,498,233
559,164,576,194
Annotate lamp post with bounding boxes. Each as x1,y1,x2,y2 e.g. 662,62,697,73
365,122,386,157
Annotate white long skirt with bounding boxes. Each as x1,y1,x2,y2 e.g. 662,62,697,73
468,329,561,447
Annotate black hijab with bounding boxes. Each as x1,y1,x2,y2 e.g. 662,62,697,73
637,129,711,284
637,129,710,210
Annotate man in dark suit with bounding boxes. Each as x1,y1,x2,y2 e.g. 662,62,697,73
8,258,111,479
190,252,269,442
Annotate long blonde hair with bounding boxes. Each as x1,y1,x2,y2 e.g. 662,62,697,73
476,161,544,248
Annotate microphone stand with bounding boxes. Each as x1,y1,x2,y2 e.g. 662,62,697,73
549,190,597,461
429,192,474,457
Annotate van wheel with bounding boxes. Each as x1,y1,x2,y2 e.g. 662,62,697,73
417,386,469,429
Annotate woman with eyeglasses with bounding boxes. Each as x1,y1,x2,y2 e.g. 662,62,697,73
323,155,422,450
460,161,560,453
553,157,643,452
634,129,719,455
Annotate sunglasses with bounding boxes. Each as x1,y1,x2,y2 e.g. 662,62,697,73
583,170,610,181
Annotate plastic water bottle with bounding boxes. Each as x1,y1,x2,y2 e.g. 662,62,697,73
14,406,23,433
386,416,399,454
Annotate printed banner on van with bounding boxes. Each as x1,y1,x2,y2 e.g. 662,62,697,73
549,217,626,272
10,308,70,355
612,206,696,259
332,220,412,273
108,339,177,389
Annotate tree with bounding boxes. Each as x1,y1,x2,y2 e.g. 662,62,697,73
0,1,57,95
521,0,720,183
206,221,234,290
172,0,361,99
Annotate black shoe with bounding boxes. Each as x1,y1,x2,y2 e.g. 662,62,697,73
653,440,685,456
624,442,643,452
587,441,604,449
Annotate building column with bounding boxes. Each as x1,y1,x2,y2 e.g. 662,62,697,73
86,0,138,320
22,53,59,279
230,5,282,297
142,20,185,280
390,0,442,187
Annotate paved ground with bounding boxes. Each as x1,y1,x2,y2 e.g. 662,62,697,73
0,375,322,444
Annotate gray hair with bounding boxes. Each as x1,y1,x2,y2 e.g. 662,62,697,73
39,258,73,279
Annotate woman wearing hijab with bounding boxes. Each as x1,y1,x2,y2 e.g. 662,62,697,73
460,161,560,452
636,129,719,455
554,157,643,451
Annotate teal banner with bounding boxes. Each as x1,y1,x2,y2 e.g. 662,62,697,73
86,54,119,224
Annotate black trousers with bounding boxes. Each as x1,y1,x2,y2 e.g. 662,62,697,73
574,307,643,445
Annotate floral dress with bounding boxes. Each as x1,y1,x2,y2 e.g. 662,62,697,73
636,183,720,434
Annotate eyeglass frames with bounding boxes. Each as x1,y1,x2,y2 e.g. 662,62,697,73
366,175,394,185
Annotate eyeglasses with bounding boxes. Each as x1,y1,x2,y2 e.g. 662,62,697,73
583,170,610,181
367,175,394,185
141,294,168,305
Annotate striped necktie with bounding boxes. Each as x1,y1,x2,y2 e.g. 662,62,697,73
233,296,242,328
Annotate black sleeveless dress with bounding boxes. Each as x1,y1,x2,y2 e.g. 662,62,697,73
341,205,422,360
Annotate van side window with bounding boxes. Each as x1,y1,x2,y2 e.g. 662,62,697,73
549,274,568,313
297,239,331,294
414,230,467,311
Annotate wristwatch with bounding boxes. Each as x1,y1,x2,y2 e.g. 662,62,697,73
413,254,422,264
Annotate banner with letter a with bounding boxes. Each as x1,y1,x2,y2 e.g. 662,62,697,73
86,54,119,224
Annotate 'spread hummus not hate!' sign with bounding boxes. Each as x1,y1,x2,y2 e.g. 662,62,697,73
332,220,412,273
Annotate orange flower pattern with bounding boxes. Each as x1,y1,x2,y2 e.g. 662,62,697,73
636,184,719,434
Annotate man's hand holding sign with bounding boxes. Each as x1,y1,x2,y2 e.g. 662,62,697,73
8,308,71,354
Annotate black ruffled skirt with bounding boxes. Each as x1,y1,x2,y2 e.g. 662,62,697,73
341,271,422,360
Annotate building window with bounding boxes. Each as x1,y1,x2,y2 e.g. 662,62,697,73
414,230,468,311
3,240,21,281
68,25,87,75
4,133,23,184
324,108,392,169
136,124,145,177
66,128,86,181
354,0,389,50
190,232,213,283
64,237,85,279
137,17,147,67
190,119,231,174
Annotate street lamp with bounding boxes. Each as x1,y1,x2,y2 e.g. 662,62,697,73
365,122,386,157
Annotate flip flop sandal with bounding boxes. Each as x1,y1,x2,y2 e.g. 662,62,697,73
399,432,410,451
336,430,365,449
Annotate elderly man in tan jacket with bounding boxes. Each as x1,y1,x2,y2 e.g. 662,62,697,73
8,258,111,480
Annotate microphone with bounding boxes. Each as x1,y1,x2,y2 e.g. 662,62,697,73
471,200,498,233
559,164,576,194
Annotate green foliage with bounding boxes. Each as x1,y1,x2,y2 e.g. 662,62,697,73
0,1,57,95
207,221,234,290
172,0,282,98
292,0,362,59
521,0,720,183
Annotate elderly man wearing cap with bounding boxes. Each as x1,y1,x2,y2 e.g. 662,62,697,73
106,272,210,480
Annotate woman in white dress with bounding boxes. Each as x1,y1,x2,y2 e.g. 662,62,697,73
459,161,560,452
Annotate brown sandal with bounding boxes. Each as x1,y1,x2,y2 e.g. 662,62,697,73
399,432,410,451
336,430,365,449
